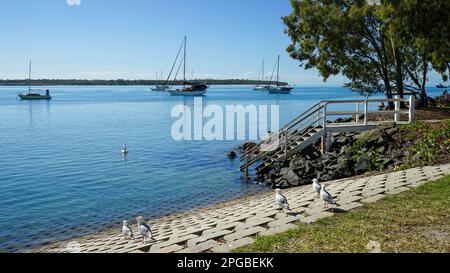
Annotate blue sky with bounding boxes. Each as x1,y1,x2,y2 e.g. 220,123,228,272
0,0,443,85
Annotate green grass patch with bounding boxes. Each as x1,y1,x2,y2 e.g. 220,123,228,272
235,175,450,253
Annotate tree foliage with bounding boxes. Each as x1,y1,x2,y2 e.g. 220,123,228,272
283,0,450,102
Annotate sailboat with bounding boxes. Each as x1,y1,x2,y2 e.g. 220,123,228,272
267,55,294,94
18,61,52,100
253,59,268,91
166,36,208,96
151,71,170,91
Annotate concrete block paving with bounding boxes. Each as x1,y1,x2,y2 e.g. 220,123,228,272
34,163,450,253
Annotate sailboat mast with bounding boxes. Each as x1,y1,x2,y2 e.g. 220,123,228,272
28,60,32,93
262,59,265,85
183,36,187,84
276,55,280,87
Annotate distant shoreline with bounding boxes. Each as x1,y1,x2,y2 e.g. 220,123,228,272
0,79,288,86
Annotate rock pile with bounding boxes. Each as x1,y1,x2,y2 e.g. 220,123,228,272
263,123,405,188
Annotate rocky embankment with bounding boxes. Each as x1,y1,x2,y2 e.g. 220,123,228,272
234,120,450,189
265,123,402,188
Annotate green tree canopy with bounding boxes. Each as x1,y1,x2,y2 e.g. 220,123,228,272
283,0,450,104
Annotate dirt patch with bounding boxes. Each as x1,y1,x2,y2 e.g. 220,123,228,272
367,107,450,122
414,108,450,121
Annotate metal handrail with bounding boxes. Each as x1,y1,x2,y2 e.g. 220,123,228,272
240,96,416,172
240,102,323,161
279,102,322,132
240,102,326,161
250,115,325,171
284,104,327,132
240,113,325,170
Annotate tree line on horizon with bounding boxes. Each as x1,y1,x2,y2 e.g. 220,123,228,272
283,0,449,108
0,79,287,86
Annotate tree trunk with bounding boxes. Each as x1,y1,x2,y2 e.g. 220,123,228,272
382,67,395,110
420,58,428,108
395,48,404,99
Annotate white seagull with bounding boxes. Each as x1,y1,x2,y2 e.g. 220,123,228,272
275,189,292,213
121,143,129,155
320,185,338,209
122,220,134,240
313,178,322,198
136,216,155,243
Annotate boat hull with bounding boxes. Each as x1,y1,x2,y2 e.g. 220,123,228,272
253,86,268,91
166,90,207,96
151,86,170,91
268,87,293,94
18,94,52,100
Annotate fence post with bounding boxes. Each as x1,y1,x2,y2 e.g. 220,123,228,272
245,155,249,178
317,104,321,127
364,100,368,125
326,130,332,152
321,104,328,154
394,95,400,123
409,95,415,124
355,102,360,124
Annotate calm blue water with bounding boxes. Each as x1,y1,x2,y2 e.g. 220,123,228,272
0,85,444,251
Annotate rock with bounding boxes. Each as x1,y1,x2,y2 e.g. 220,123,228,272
356,129,385,146
378,155,393,168
244,142,258,151
334,157,354,177
390,150,404,161
377,122,396,130
339,146,349,155
376,146,386,153
280,167,301,186
335,135,350,145
292,159,305,171
274,178,290,189
322,153,338,166
272,162,283,173
355,157,369,174
320,174,332,182
304,161,312,174
334,117,354,123
325,164,339,171
227,151,237,160
339,147,353,160
386,127,400,136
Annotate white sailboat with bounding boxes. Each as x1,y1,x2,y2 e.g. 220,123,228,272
17,61,52,100
151,71,170,91
253,59,269,91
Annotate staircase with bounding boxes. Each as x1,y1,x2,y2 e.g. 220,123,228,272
240,97,416,176
240,102,327,175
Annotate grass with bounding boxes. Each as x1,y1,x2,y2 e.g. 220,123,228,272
235,175,450,253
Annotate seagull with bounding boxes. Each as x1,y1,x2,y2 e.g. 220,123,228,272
275,189,292,213
136,216,155,243
320,185,338,209
313,178,322,198
121,143,128,155
122,220,134,240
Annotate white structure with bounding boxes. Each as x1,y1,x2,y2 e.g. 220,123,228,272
241,96,416,175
